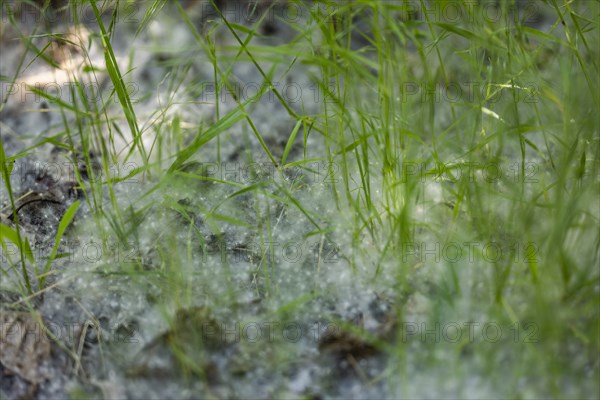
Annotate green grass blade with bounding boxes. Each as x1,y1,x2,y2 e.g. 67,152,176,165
0,224,35,264
89,0,146,162
168,105,247,173
39,200,80,289
135,0,168,38
281,119,304,165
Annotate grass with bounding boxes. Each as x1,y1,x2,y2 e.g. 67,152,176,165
0,0,598,398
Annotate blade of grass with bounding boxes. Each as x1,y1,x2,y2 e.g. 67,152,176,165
38,200,80,289
167,104,247,173
1,143,34,294
281,119,304,165
89,0,147,162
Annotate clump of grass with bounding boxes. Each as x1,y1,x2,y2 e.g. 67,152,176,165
1,0,598,398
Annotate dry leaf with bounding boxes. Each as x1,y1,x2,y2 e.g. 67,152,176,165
0,310,51,385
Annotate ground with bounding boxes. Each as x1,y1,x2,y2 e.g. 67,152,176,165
1,1,599,399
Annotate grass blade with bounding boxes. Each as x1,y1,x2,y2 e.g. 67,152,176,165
39,200,80,289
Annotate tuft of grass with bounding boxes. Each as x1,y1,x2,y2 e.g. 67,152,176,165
1,0,598,398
